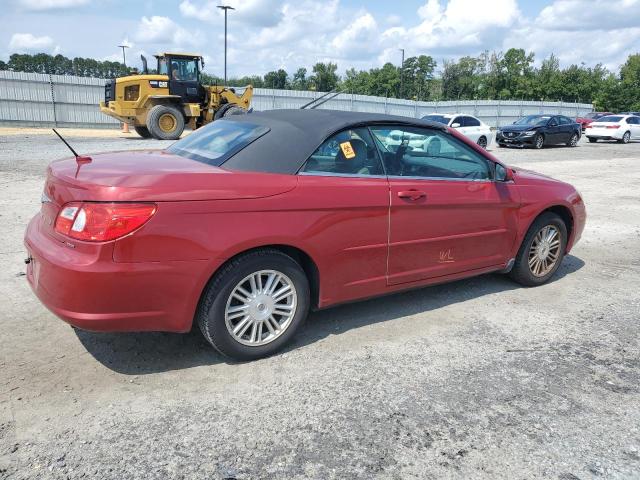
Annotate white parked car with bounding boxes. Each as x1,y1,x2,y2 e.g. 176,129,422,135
422,113,493,148
585,114,640,143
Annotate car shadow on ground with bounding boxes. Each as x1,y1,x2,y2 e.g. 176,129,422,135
75,254,585,375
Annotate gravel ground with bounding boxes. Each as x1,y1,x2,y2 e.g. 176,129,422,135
1,129,639,479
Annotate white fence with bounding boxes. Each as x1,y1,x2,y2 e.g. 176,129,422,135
0,71,593,129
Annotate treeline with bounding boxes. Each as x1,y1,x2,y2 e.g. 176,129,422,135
0,53,132,78
1,50,639,111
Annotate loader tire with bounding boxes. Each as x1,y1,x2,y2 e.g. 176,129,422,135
214,104,247,120
134,126,152,138
147,105,185,140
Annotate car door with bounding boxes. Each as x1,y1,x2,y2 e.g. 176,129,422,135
546,116,561,144
450,116,465,134
462,116,482,142
558,116,575,142
627,116,640,139
369,125,520,286
296,127,390,304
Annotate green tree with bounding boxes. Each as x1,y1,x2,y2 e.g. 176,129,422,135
310,62,339,91
263,69,289,89
291,67,309,90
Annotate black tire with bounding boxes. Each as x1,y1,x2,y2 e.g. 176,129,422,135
509,212,567,287
196,249,310,361
214,103,247,120
588,137,597,143
134,126,152,138
619,131,631,144
497,142,505,148
146,104,185,140
533,133,544,149
566,132,579,147
477,136,488,149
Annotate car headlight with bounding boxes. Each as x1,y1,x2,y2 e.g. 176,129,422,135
524,130,537,135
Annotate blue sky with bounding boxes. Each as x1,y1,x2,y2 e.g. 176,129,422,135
3,0,639,78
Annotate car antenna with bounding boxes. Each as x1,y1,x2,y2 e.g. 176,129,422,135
300,88,342,109
52,129,91,163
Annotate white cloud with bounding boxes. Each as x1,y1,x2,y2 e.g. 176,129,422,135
504,0,640,70
179,0,283,27
16,0,90,10
536,0,640,31
134,16,203,48
8,33,58,53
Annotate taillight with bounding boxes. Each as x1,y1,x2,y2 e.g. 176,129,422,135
54,202,156,242
606,125,620,129
585,124,592,128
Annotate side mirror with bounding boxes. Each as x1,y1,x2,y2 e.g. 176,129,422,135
495,163,514,182
451,123,461,128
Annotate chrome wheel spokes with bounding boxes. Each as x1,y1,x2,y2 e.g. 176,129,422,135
528,225,562,277
225,270,297,346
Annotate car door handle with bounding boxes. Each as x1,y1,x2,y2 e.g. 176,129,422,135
397,190,426,201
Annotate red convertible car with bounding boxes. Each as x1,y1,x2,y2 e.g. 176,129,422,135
25,110,586,360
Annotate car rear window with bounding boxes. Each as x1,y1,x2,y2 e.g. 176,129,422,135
597,116,622,123
422,115,450,125
167,120,270,166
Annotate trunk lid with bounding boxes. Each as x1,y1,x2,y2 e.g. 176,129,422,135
43,150,298,205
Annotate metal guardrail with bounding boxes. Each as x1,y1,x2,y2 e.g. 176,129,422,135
0,71,594,129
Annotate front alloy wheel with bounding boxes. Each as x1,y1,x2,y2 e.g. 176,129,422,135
477,136,488,149
528,225,561,277
533,134,544,149
509,212,567,286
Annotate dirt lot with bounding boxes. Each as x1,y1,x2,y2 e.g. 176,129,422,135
1,128,639,479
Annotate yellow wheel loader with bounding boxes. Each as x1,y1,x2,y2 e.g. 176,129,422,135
99,53,253,140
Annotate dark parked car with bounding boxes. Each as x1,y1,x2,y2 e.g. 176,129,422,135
496,115,581,149
576,112,614,131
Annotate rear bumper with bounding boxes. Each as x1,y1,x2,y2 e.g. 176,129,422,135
24,214,212,333
586,133,622,140
99,101,140,126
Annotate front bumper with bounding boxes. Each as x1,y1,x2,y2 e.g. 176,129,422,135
24,213,210,333
496,131,536,146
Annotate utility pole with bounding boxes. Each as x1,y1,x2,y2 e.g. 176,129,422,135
399,48,405,99
218,5,235,85
117,44,130,68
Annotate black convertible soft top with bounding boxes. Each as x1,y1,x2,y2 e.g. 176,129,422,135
222,109,447,174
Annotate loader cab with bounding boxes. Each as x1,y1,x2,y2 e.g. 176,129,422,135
156,53,205,104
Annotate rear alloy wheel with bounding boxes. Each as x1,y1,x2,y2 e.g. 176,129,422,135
477,136,488,149
197,249,310,360
134,126,152,138
147,104,185,140
567,133,579,147
509,212,567,287
533,134,545,149
620,131,631,144
588,137,597,143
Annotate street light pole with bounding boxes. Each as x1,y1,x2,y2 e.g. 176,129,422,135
399,48,405,99
217,5,235,85
118,44,130,68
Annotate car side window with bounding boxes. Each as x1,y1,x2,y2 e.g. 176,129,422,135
549,117,558,127
300,127,385,176
451,116,463,127
559,116,571,125
465,116,481,127
369,126,492,181
625,117,636,124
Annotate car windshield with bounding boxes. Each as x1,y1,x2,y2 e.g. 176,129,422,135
166,120,270,166
514,115,550,126
597,115,623,123
585,112,602,119
421,115,450,125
